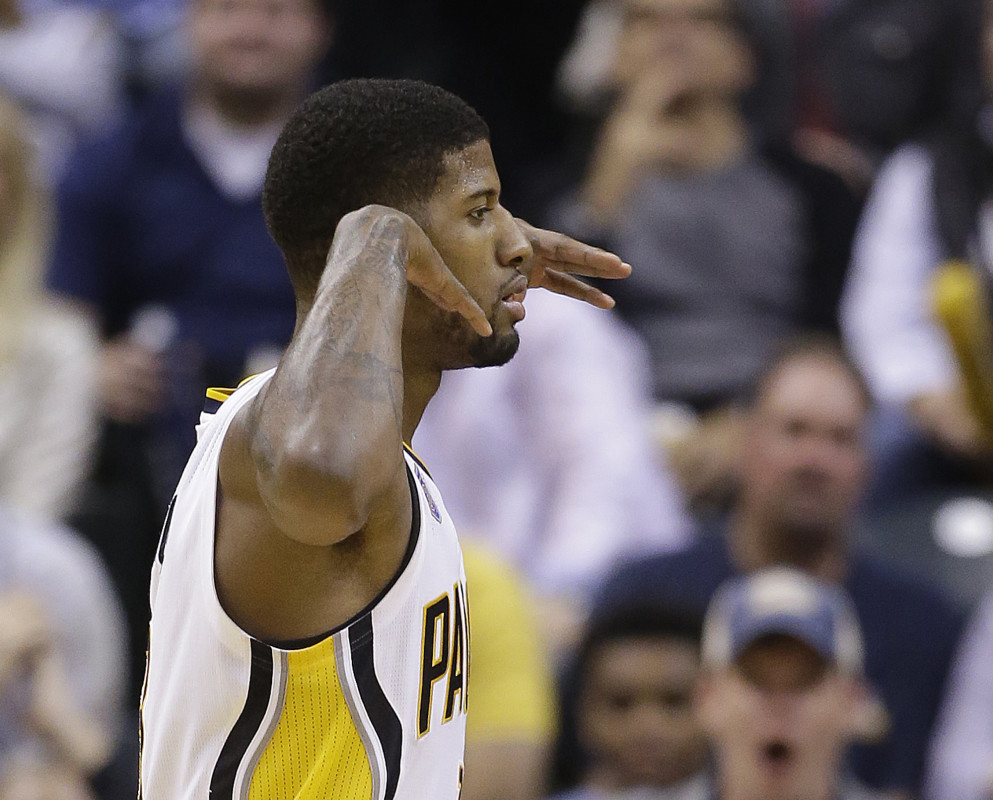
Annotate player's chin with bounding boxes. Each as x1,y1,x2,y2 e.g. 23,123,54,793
468,327,520,367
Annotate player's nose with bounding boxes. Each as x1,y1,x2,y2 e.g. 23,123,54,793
496,208,533,270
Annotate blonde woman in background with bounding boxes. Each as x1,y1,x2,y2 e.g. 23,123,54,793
0,92,98,522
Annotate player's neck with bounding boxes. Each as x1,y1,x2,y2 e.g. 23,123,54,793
401,365,442,444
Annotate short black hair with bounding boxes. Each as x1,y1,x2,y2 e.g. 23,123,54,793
577,603,704,673
262,78,490,294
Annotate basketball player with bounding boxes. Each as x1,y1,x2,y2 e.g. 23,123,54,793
138,78,630,799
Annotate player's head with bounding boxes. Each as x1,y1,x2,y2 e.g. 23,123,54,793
571,603,708,789
696,568,867,800
736,335,870,550
263,78,533,369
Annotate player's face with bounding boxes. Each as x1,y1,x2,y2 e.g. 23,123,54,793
697,637,859,800
740,358,868,540
579,636,708,788
190,0,328,98
411,140,533,369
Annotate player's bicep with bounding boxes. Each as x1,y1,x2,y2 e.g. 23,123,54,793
217,403,264,507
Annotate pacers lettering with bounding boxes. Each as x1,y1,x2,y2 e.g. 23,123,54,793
417,581,470,736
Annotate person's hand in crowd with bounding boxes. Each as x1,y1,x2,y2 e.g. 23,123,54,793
583,48,750,219
29,649,113,774
0,593,51,693
908,388,993,463
0,760,96,800
661,405,743,515
582,1,755,220
582,66,700,220
0,592,111,776
97,335,167,424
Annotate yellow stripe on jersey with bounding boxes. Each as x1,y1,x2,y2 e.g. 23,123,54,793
206,373,261,405
248,639,373,800
206,387,236,404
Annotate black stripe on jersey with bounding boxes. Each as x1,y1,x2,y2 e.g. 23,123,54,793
209,640,274,799
156,495,176,565
350,615,403,800
203,396,226,415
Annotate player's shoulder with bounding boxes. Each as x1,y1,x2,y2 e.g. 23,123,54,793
190,371,276,497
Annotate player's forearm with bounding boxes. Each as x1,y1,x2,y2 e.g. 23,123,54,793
249,207,410,542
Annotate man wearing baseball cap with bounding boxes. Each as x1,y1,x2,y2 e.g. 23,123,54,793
693,568,886,800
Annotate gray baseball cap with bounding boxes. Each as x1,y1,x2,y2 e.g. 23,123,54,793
702,567,865,674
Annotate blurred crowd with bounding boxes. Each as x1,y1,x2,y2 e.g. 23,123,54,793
3,0,993,797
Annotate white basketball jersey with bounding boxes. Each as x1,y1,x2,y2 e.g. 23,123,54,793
139,370,469,800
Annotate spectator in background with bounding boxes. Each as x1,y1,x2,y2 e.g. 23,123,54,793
46,0,331,706
548,603,709,800
0,92,98,523
462,542,558,800
785,0,983,188
694,568,885,800
926,586,993,800
0,0,124,182
842,0,993,523
0,502,126,800
547,0,861,514
413,289,691,645
592,338,964,798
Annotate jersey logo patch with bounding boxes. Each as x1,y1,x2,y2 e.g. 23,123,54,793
413,464,442,523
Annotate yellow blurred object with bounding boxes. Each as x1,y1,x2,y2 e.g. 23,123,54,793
932,260,993,439
461,542,557,744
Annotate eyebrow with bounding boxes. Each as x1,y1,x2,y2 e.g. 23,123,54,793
465,187,498,203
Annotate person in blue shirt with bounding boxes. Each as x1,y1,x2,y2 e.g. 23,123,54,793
48,0,332,447
44,0,332,709
590,336,964,799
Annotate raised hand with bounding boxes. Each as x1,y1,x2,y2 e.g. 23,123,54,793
0,592,51,690
515,219,631,308
399,211,493,337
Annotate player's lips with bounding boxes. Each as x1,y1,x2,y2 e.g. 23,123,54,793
499,276,527,322
500,275,528,303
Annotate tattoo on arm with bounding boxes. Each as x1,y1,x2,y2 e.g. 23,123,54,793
248,207,412,512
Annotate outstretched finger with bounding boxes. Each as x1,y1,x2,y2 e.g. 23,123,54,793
518,219,632,279
536,269,616,309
